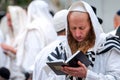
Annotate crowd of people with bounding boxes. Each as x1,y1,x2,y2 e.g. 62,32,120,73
0,0,120,80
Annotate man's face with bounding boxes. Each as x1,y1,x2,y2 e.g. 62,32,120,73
68,12,91,42
114,14,120,29
6,13,12,28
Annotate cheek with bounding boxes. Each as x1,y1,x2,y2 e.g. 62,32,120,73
69,30,77,39
70,30,75,36
84,28,90,37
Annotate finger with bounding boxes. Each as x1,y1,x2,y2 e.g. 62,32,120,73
61,66,71,74
64,66,80,72
78,61,86,68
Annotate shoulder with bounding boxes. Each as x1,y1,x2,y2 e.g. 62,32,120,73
107,30,116,36
97,35,120,55
35,39,67,60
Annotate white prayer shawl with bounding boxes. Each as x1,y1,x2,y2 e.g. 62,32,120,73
0,6,27,80
32,9,68,80
16,0,57,72
106,27,118,36
33,36,71,80
0,29,4,43
27,0,53,24
8,6,27,80
8,6,27,39
0,29,7,67
0,16,9,40
6,5,27,61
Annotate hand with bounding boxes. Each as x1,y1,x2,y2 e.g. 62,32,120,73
1,43,11,51
61,61,87,78
1,43,16,55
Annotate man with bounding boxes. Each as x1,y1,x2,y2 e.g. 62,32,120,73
114,10,120,29
33,9,69,80
107,10,120,38
114,10,120,38
0,6,27,80
34,1,120,80
16,1,57,80
61,1,120,80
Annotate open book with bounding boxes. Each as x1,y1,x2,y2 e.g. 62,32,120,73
46,51,91,75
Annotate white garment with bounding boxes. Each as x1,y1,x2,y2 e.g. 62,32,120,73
16,0,57,73
107,30,116,36
4,6,27,80
27,0,53,24
0,29,7,67
0,29,4,43
33,36,71,80
106,27,119,37
86,47,120,80
33,8,69,80
0,16,9,40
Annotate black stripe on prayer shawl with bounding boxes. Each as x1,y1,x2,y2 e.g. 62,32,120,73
47,42,67,61
97,37,120,55
48,55,54,61
106,36,120,43
86,51,95,67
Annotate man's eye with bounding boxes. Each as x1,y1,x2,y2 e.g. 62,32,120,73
79,27,84,30
73,27,76,30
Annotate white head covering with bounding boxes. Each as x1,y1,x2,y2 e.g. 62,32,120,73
27,0,53,23
8,6,27,37
26,0,57,43
67,1,105,52
0,16,9,39
53,9,68,32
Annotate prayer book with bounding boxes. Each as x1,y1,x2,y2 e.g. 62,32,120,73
46,51,91,75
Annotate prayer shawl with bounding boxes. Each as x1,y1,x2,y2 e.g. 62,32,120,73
33,36,71,80
16,0,57,72
0,29,7,67
3,6,27,80
33,9,69,80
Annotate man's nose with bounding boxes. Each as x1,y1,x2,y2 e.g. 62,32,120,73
75,29,81,37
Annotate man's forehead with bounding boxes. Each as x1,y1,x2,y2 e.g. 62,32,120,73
69,11,89,18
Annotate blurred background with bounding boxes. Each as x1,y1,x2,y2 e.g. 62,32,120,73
0,0,120,33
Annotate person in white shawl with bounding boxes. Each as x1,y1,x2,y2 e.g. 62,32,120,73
60,1,120,80
16,0,57,76
0,6,27,80
33,9,70,80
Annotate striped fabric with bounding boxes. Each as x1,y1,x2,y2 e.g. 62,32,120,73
97,36,120,55
47,42,67,61
86,51,95,67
